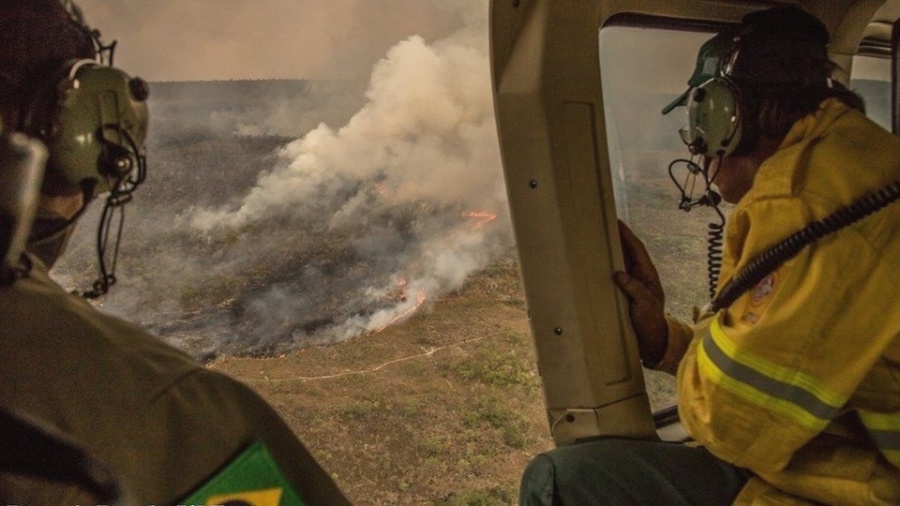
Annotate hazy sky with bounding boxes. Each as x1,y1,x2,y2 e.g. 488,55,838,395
77,0,475,81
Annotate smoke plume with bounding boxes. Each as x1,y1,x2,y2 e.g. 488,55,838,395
56,2,512,357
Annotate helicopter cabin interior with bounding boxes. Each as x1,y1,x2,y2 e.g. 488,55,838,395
489,0,900,445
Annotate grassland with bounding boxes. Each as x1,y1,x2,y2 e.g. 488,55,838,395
210,259,551,505
54,80,718,505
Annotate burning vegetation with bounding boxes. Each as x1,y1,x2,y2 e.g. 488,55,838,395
53,17,512,360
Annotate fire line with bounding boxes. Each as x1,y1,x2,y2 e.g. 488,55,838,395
374,291,427,334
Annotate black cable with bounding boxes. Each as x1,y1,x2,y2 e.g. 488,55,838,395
668,155,726,298
710,179,900,312
706,204,726,299
81,125,146,299
668,158,705,212
82,197,123,299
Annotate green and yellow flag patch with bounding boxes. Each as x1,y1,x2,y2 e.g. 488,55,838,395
181,442,305,506
206,487,282,506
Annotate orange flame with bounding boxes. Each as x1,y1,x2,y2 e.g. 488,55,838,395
374,291,427,334
390,278,409,302
462,211,497,229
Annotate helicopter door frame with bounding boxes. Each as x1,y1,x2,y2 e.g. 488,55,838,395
490,0,655,446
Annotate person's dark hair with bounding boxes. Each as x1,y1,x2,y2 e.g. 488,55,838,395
737,80,866,143
0,0,95,113
0,0,96,197
727,5,866,152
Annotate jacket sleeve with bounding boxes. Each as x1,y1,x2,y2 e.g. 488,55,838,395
676,208,899,473
134,368,352,505
648,315,694,375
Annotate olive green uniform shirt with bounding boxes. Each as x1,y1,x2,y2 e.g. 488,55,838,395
0,254,351,505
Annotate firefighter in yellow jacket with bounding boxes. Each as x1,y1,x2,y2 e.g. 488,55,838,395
520,6,900,506
0,1,349,504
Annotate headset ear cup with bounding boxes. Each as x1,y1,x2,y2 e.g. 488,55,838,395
23,59,149,198
686,78,743,157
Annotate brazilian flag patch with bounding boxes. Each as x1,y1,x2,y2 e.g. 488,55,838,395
181,442,305,506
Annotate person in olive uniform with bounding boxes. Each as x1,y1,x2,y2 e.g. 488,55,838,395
0,1,350,504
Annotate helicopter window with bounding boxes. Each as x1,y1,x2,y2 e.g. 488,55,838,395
599,27,716,411
850,55,891,130
599,27,896,413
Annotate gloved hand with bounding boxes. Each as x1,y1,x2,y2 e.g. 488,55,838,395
613,220,669,366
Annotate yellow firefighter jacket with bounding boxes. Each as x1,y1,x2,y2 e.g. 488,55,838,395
0,254,350,505
664,99,900,505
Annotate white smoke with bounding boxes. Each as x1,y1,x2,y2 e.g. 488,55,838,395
191,28,499,228
175,3,511,348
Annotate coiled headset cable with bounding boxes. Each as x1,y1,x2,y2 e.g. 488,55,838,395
710,179,900,312
706,204,726,299
668,157,725,298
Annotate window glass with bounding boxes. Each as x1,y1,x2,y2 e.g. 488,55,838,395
599,31,896,412
850,55,891,130
599,27,727,411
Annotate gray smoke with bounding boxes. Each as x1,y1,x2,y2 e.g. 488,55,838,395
186,6,508,341
54,1,512,357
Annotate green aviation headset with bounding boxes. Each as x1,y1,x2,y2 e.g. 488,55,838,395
680,7,832,159
13,4,151,297
675,8,900,311
680,32,762,159
682,75,744,158
19,58,150,200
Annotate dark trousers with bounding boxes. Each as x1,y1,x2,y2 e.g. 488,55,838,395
519,437,752,505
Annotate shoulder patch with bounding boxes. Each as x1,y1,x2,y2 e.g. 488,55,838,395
180,442,305,506
750,272,778,306
207,488,282,506
738,267,787,325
